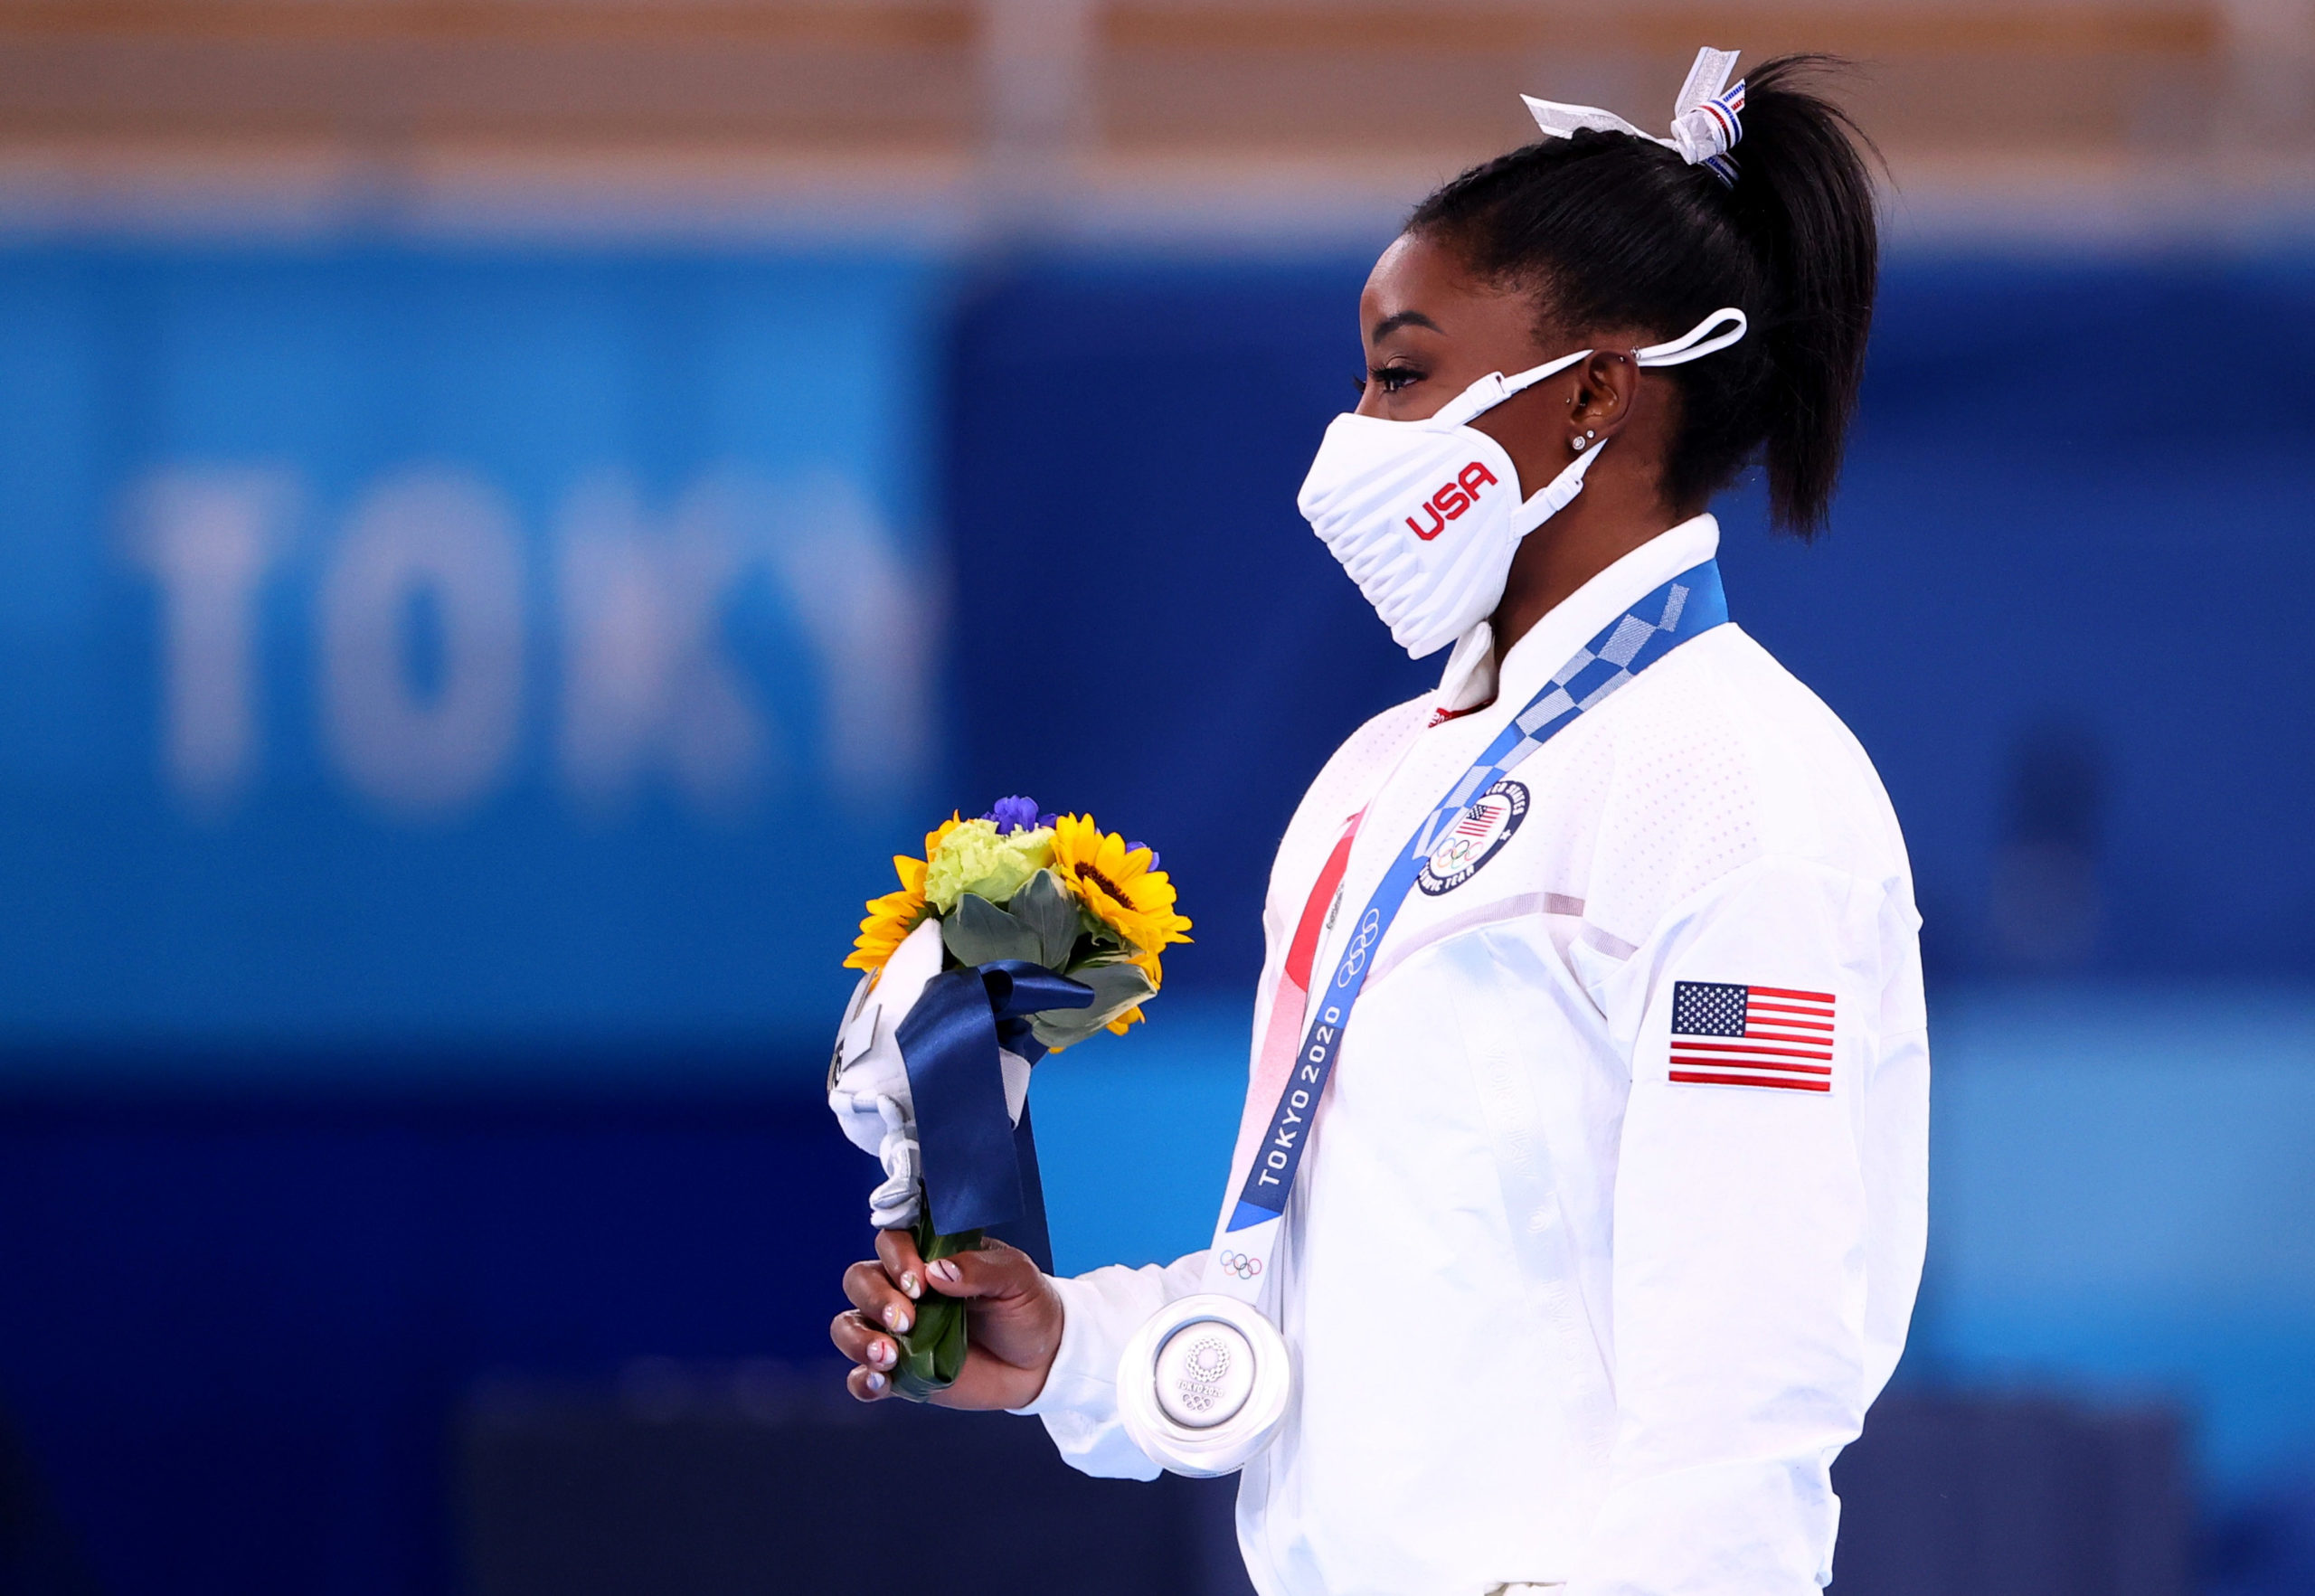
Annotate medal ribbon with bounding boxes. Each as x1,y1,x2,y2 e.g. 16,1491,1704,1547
1225,809,1366,1197
1201,561,1728,1302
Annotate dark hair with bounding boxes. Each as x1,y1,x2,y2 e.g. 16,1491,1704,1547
1405,54,1879,537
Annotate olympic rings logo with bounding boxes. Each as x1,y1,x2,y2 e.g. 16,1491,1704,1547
1335,908,1384,987
1215,1250,1262,1280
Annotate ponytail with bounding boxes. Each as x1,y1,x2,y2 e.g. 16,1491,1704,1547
1405,54,1881,538
1720,57,1880,534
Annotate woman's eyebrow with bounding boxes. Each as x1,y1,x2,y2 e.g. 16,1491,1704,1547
1370,309,1442,340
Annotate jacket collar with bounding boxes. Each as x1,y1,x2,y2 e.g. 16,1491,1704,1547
1434,513,1721,718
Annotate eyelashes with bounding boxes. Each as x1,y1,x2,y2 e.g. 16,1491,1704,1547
1353,366,1424,398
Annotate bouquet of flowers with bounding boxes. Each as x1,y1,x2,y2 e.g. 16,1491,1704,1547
827,796,1191,1399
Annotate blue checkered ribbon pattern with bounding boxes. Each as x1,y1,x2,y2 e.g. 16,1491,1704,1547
1226,561,1728,1233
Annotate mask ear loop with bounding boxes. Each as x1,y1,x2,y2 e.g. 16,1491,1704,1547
1426,347,1601,534
1510,429,1609,535
1432,346,1592,430
1441,305,1746,431
1446,307,1749,537
1633,307,1748,367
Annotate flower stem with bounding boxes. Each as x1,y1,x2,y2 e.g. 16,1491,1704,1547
889,1214,980,1402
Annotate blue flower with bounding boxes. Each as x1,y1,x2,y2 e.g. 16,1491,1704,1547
984,795,1046,835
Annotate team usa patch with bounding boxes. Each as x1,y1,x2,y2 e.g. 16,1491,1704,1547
1416,779,1528,896
1669,981,1837,1092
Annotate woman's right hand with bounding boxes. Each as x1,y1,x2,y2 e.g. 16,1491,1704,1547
830,1228,1064,1409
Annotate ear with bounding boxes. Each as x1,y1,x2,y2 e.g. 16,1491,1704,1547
1565,350,1639,451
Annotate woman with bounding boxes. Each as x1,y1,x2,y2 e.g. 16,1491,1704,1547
833,52,1926,1596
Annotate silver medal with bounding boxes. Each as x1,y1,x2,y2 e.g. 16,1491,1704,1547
1118,1293,1291,1478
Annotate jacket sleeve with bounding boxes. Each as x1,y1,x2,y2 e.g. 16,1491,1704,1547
1008,1250,1206,1478
1567,854,1922,1595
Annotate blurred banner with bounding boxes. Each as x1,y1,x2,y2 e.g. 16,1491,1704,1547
0,247,943,1052
5,244,2310,1050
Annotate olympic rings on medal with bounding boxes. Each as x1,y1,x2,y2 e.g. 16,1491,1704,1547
1215,1250,1262,1280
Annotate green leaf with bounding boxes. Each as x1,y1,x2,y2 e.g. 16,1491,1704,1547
1077,911,1137,956
1072,957,1158,1013
890,1297,953,1402
1010,870,1082,971
940,893,1041,968
1029,959,1158,1052
889,1220,984,1402
932,1296,970,1384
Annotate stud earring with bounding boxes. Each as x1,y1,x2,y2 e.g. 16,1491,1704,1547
1571,437,1586,450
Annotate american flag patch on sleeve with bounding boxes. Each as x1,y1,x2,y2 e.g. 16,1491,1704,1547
1668,981,1836,1092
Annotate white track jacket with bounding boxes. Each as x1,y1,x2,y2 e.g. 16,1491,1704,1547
1017,515,1930,1596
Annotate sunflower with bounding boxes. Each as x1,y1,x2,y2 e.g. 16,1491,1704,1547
843,814,965,975
1048,814,1193,960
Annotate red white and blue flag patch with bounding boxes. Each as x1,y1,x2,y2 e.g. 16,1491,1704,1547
1669,981,1836,1092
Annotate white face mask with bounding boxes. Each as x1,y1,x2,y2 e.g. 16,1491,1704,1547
1297,307,1749,659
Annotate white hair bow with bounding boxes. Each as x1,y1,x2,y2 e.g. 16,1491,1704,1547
1522,46,1747,185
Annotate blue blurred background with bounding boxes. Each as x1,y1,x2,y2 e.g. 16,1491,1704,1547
0,6,2310,1594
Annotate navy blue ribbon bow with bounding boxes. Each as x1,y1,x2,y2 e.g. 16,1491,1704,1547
894,960,1094,1273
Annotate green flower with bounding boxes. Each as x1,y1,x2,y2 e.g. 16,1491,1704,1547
923,818,1055,914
